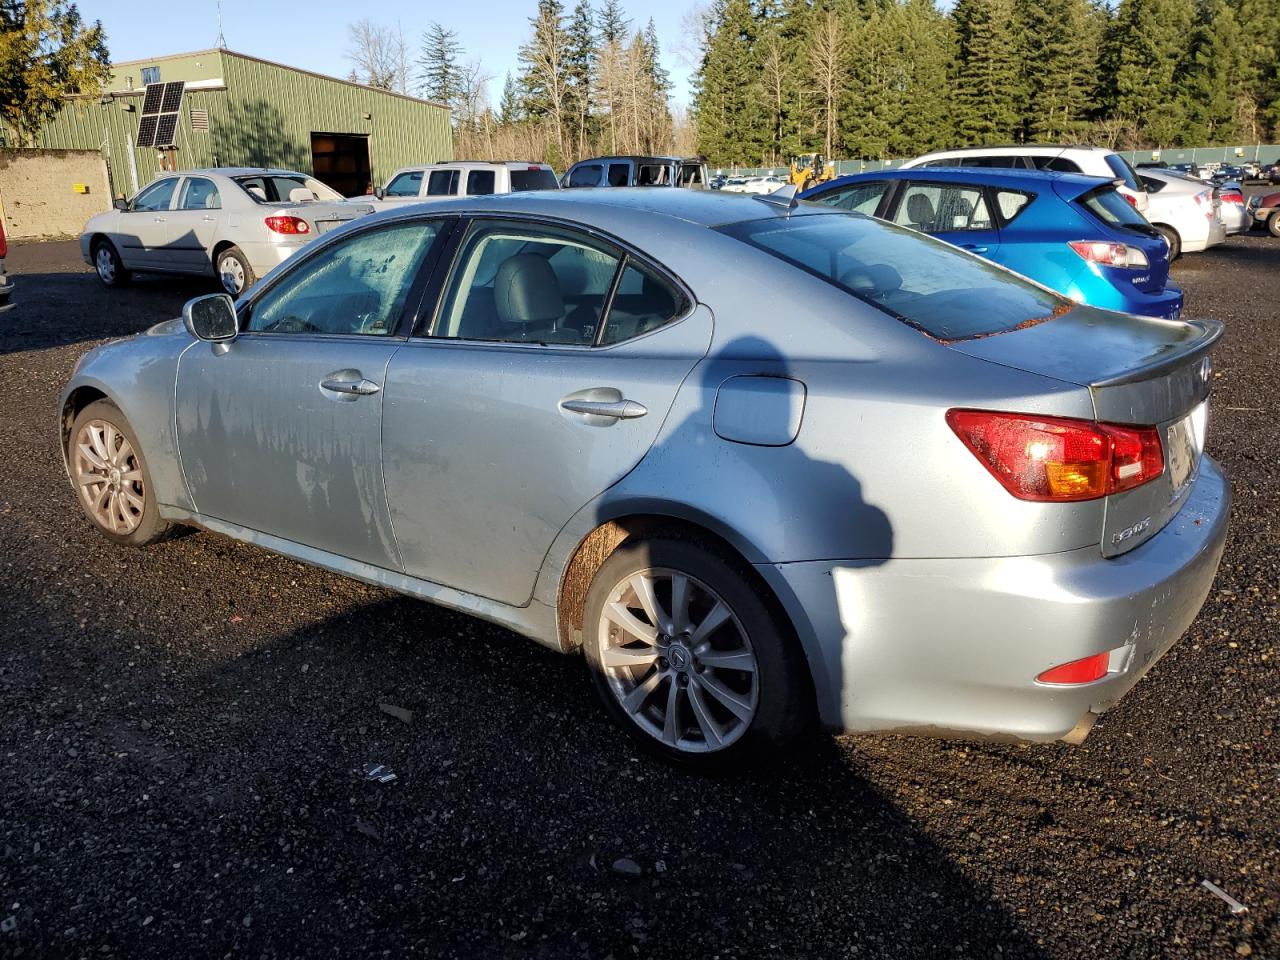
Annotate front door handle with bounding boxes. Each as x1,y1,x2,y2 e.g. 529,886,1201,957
561,398,647,420
961,243,988,253
153,216,167,223
320,376,381,397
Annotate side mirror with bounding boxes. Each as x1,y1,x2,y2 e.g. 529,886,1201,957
113,198,129,211
374,186,385,200
182,293,238,343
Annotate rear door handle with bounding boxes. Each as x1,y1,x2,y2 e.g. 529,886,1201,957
561,398,647,420
320,374,381,397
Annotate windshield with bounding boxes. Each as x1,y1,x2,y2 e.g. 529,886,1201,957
719,212,1069,341
234,175,344,203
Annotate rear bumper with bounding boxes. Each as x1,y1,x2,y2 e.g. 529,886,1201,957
1072,271,1184,320
237,238,309,278
759,456,1230,742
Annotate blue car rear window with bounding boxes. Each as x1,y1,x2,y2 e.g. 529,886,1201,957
719,212,1069,341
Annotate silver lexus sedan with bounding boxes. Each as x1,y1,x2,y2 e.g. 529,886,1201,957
58,189,1229,769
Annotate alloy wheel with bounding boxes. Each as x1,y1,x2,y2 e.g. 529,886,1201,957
597,568,759,753
72,419,144,534
95,247,115,284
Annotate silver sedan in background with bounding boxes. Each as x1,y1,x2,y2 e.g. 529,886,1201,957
80,168,373,296
58,190,1229,769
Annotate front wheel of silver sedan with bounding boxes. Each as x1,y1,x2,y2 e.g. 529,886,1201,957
583,538,813,769
92,240,131,288
68,400,175,547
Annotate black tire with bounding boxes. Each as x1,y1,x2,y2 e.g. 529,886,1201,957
582,537,813,770
215,245,256,296
68,400,175,547
91,238,131,288
1155,225,1182,261
1268,212,1280,239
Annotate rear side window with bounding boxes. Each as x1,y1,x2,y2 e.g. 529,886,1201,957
959,155,1025,169
179,177,221,210
1031,156,1083,173
1105,154,1143,192
994,190,1033,224
427,170,460,196
809,180,888,214
1078,186,1149,234
719,213,1068,342
511,168,559,191
385,171,423,197
466,170,496,195
891,183,993,232
567,164,602,188
637,163,669,185
607,163,630,187
599,260,686,345
677,164,704,186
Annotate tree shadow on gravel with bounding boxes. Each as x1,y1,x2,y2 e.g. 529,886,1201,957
0,563,1050,959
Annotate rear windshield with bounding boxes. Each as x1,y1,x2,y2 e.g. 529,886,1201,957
234,175,342,203
510,169,559,191
719,212,1068,342
1104,154,1143,192
1078,186,1153,236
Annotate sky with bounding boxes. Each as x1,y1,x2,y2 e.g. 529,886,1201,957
77,0,699,108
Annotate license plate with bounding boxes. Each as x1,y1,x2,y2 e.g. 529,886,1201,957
1166,411,1199,491
315,219,343,234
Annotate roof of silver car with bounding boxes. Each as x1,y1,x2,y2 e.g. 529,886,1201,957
182,167,311,178
407,187,813,227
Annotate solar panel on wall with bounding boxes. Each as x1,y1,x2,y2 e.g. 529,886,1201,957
136,81,186,148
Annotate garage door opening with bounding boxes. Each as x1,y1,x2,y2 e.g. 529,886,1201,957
310,133,372,198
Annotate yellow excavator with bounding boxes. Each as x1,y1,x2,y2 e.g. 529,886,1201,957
789,153,836,192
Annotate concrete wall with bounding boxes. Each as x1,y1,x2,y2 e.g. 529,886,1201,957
0,149,110,240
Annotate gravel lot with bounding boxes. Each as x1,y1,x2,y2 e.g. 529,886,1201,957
1,217,1276,959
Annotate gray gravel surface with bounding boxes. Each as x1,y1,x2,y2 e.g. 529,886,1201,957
0,227,1276,959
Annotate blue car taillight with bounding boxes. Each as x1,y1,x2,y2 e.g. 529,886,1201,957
1067,240,1150,269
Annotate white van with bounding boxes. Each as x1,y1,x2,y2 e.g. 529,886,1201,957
373,161,559,206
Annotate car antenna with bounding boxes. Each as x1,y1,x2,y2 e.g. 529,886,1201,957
755,183,800,215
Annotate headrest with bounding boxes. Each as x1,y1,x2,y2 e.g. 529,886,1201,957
289,186,317,203
495,253,563,325
840,263,903,297
906,193,935,224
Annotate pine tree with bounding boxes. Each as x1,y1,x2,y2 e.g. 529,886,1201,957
564,0,595,156
597,0,631,47
641,19,673,152
418,22,461,111
1101,0,1196,146
1181,0,1250,142
518,0,571,163
952,0,1025,144
1013,0,1102,142
896,0,956,153
498,72,522,125
693,0,769,165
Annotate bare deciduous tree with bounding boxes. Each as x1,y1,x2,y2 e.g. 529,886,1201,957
809,9,845,159
346,19,410,93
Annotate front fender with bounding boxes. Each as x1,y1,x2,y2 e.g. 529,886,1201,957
59,326,195,512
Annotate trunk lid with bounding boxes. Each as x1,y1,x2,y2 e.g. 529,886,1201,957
270,201,373,235
950,306,1221,555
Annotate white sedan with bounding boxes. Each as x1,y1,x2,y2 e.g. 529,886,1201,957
81,168,374,296
1138,169,1226,259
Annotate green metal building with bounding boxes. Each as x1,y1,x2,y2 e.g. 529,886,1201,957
36,48,452,198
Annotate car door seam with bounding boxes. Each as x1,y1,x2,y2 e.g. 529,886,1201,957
377,345,409,573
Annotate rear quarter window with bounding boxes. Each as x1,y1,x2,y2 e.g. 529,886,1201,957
719,213,1068,342
510,169,559,191
1078,186,1149,233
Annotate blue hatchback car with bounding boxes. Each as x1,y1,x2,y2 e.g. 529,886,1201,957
799,168,1183,319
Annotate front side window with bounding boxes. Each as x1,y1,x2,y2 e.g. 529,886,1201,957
432,220,621,345
719,212,1067,342
245,221,441,336
466,170,496,195
607,163,631,187
386,171,424,197
810,180,888,214
892,183,993,232
132,178,177,212
427,169,460,196
179,177,221,210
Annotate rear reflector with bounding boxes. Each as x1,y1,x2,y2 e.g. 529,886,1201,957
264,215,310,235
1037,651,1110,685
1068,240,1149,269
946,410,1164,502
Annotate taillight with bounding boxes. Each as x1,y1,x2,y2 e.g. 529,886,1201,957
0,220,7,259
946,410,1164,502
1037,651,1110,685
264,215,310,235
1121,192,1137,207
1221,190,1244,205
1195,191,1215,220
1068,240,1149,269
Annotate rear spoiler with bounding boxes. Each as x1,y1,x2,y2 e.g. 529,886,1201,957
1090,318,1223,387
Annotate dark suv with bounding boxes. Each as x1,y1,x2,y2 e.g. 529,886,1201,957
562,156,709,190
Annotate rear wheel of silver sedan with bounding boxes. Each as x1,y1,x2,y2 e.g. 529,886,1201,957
92,240,131,288
1154,225,1181,261
68,400,174,547
583,538,812,769
1268,212,1280,239
216,245,255,296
